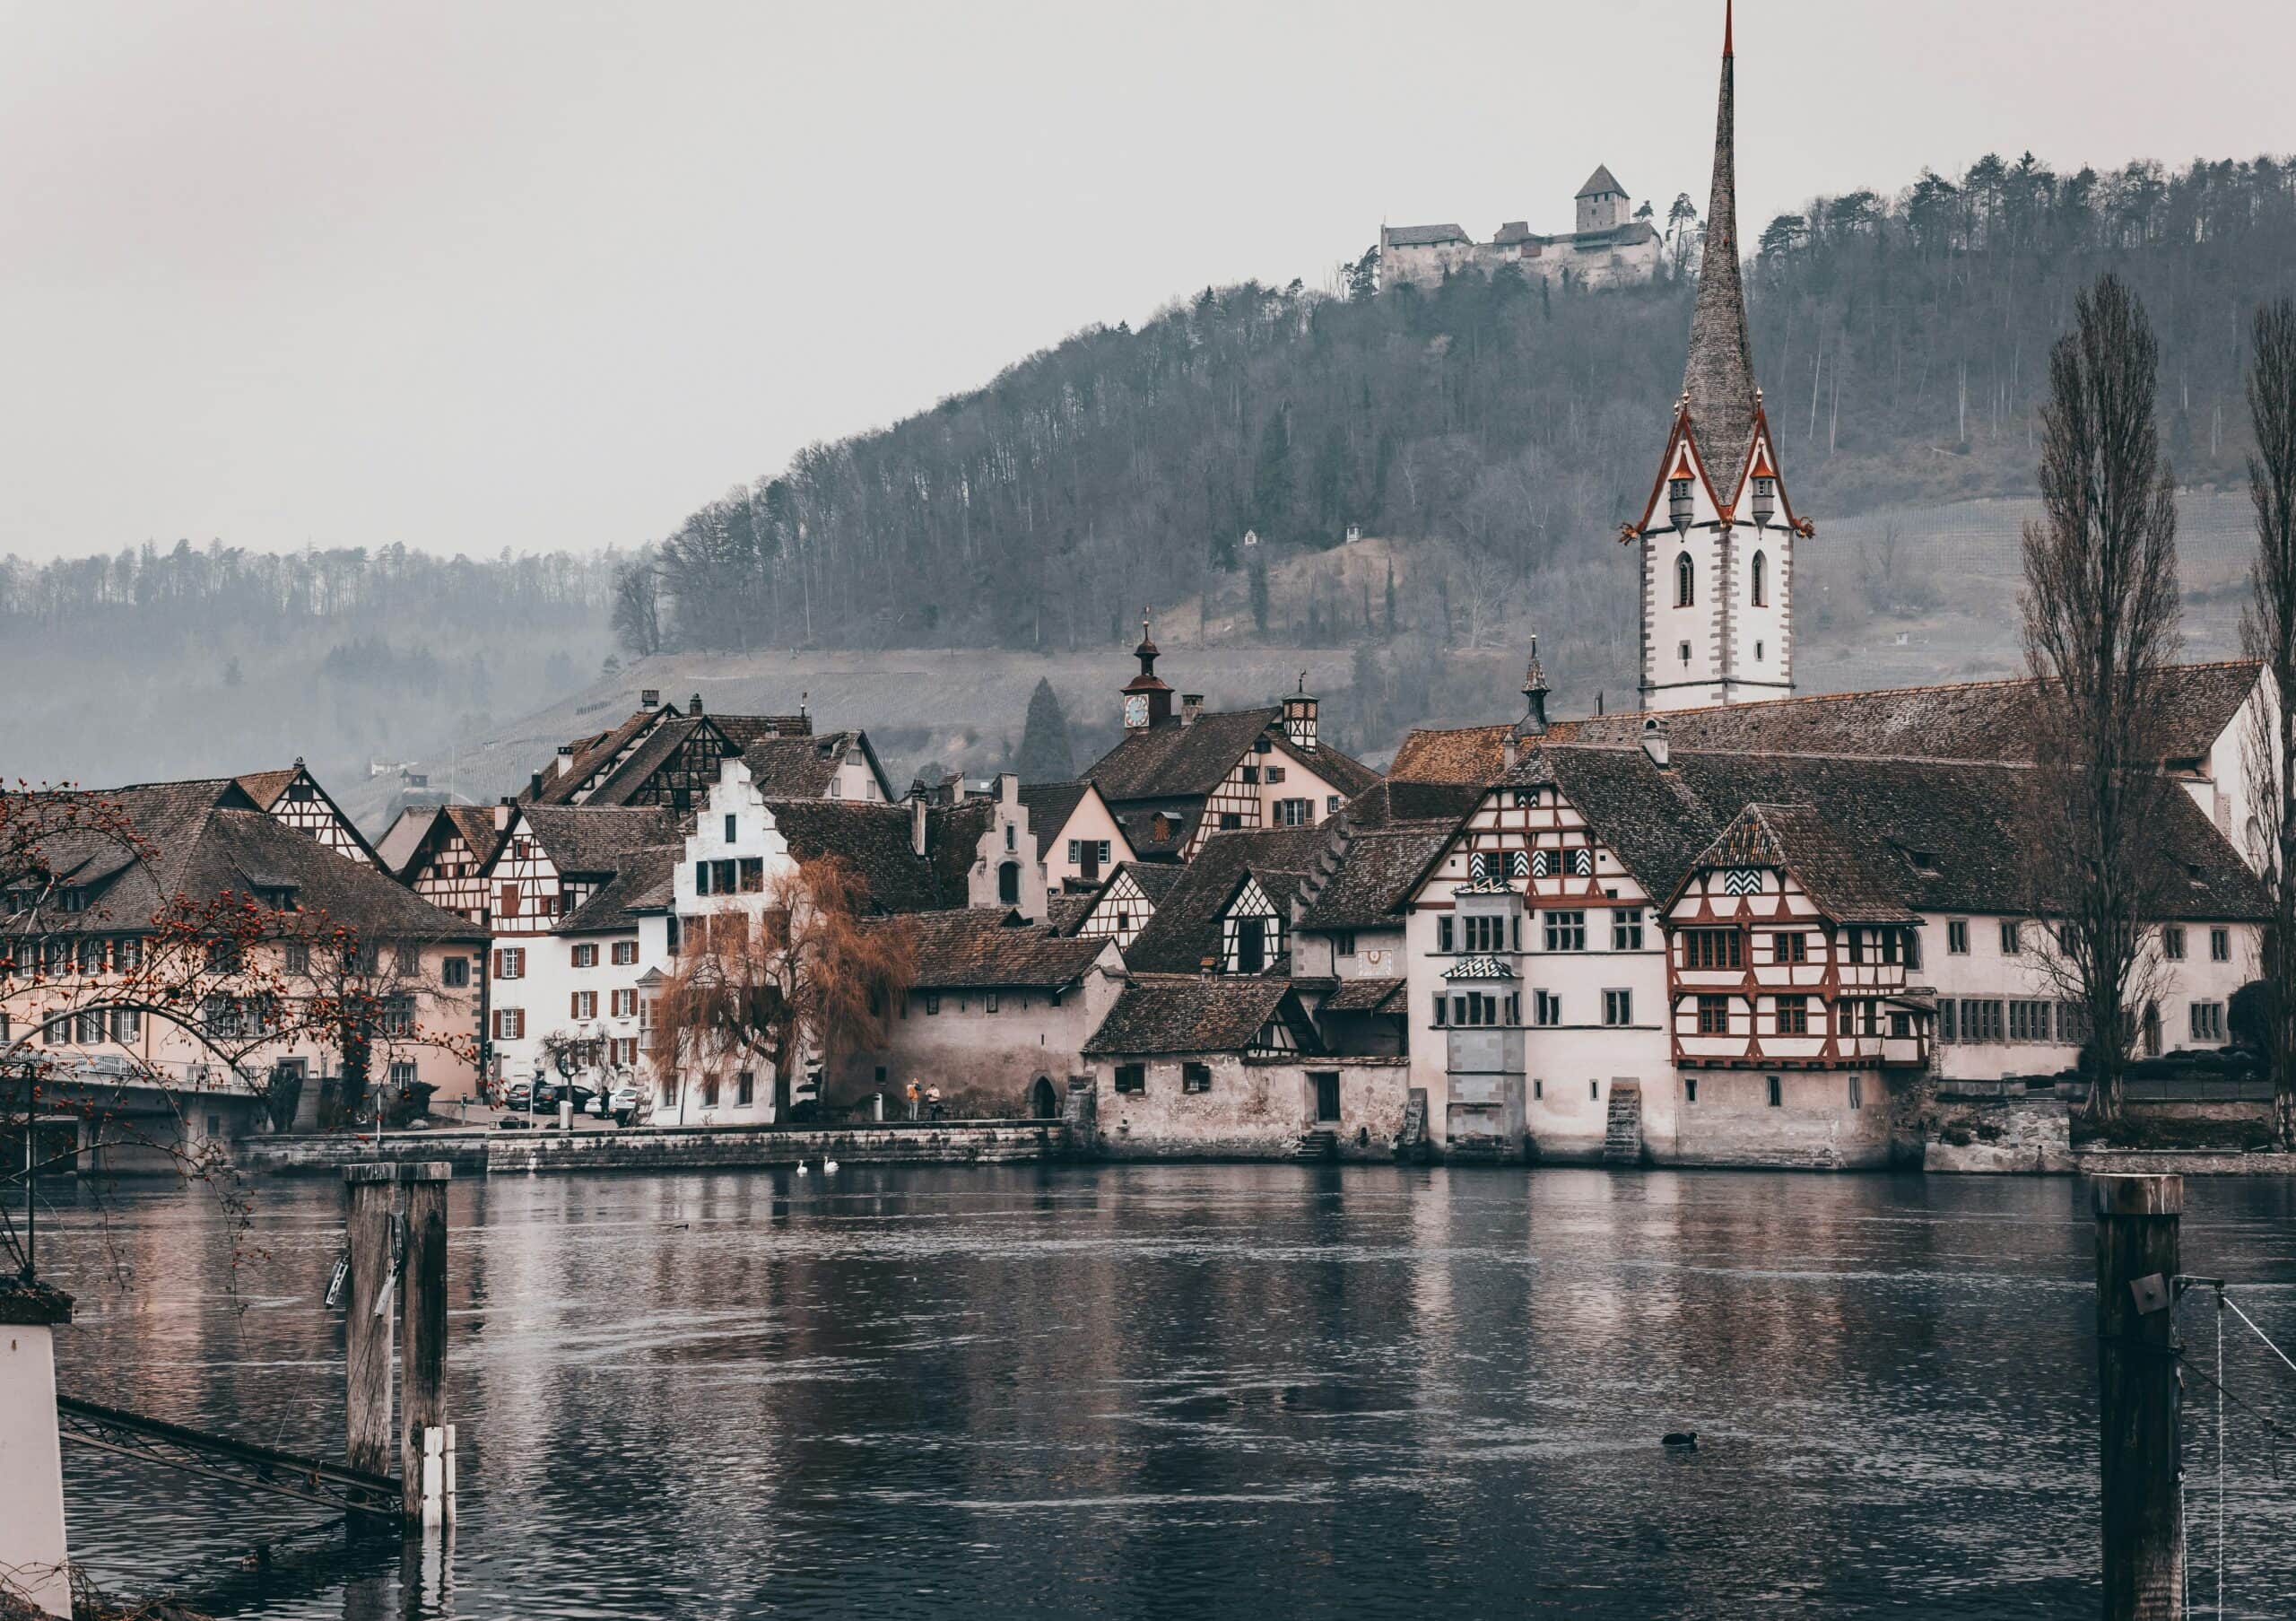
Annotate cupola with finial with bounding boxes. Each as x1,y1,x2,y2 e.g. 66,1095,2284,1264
1282,670,1319,752
1121,609,1173,729
1512,635,1551,739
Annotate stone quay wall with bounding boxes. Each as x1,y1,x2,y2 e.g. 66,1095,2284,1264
487,1120,1066,1175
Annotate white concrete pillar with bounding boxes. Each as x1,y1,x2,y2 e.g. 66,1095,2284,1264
0,1285,74,1619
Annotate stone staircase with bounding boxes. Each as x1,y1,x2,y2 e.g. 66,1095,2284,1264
1602,1081,1644,1166
1294,1129,1339,1162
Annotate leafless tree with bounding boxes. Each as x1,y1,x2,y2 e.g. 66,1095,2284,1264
2018,274,2182,1125
2239,294,2296,1144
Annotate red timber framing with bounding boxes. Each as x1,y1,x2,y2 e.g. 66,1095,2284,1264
1408,777,1655,928
1664,864,1929,1070
403,812,497,923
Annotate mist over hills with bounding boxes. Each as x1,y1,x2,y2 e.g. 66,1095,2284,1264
11,150,2293,806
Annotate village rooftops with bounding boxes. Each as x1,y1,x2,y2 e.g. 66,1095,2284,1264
513,805,683,877
1015,780,1092,859
885,908,1111,992
1298,824,1459,933
524,696,889,808
8,783,484,945
760,799,945,913
554,844,682,936
1082,974,1321,1058
1684,803,1918,924
1387,661,2266,783
1119,825,1329,974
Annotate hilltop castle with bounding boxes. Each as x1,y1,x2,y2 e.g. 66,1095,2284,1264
1378,166,1662,293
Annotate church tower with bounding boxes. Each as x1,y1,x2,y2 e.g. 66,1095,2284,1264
1626,1,1805,711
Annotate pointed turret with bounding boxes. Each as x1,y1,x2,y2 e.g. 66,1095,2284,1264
1513,635,1550,739
1682,0,1758,487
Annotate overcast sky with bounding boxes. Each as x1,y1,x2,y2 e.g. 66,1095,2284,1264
2,1,2283,564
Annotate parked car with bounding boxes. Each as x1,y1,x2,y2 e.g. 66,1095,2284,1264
502,1079,533,1111
603,1085,646,1126
533,1079,599,1116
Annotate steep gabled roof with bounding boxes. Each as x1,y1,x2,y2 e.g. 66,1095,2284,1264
1577,163,1625,198
891,908,1111,991
1082,974,1319,1057
557,845,682,935
1300,825,1456,931
1684,803,1918,924
1121,825,1329,973
763,799,944,914
1084,706,1381,807
510,805,682,877
1681,7,1760,494
1016,780,1091,858
528,706,674,804
1323,977,1405,1015
740,730,886,800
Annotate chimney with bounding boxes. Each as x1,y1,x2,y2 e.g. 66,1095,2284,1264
555,744,576,778
528,771,545,799
1180,694,1204,728
909,794,928,858
1640,717,1670,769
687,693,703,717
494,797,514,832
641,687,660,709
1503,733,1519,772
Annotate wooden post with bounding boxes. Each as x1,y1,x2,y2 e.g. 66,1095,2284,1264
343,1164,396,1502
398,1162,451,1528
2093,1172,2183,1621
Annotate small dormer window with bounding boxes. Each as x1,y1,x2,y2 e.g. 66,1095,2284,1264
58,887,89,913
2186,862,2209,890
258,886,299,911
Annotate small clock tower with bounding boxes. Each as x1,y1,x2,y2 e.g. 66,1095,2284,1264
1121,612,1173,729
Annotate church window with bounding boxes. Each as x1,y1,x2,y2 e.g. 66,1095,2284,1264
1675,553,1695,607
1750,551,1767,606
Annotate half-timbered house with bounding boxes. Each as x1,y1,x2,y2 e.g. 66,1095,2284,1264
390,806,506,921
1080,623,1379,861
109,763,378,868
524,693,892,812
1069,862,1185,952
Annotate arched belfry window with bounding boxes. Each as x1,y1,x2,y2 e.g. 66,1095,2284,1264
1750,550,1767,607
1675,553,1695,608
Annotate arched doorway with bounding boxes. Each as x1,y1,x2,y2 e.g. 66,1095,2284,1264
1030,1076,1059,1119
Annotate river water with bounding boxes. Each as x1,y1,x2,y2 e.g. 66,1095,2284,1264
33,1165,2296,1618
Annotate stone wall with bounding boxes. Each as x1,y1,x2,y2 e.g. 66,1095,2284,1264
1084,1055,1412,1161
1922,1098,2074,1174
491,1120,1065,1175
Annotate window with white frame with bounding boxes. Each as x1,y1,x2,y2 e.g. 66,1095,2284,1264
1602,989,1631,1026
1612,909,1644,950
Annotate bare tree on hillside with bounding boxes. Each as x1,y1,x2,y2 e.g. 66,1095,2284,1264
2019,274,2183,1127
2239,294,2296,1145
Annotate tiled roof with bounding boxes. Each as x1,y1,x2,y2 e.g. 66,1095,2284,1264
1492,221,1535,246
764,799,944,914
1683,33,1758,490
442,806,506,868
1300,825,1455,931
1389,662,2266,782
1690,803,1918,923
1385,222,1468,247
741,731,867,799
1456,742,2267,926
1577,163,1625,198
1323,977,1405,1014
529,708,666,805
893,907,1110,990
1442,955,1517,980
1016,780,1091,858
557,845,681,935
516,806,683,876
1084,706,1383,810
1344,778,1481,829
1082,974,1316,1057
231,768,300,809
924,799,995,906
1121,825,1330,973
1045,894,1095,933
12,789,483,944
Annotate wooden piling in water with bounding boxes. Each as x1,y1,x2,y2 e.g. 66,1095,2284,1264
343,1165,396,1501
398,1162,450,1527
2092,1172,2184,1621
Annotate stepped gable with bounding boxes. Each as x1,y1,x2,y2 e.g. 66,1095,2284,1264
13,787,483,944
1119,825,1328,974
517,805,683,876
762,799,944,914
1082,974,1317,1057
891,907,1109,991
556,845,681,935
1688,802,1918,922
1015,781,1090,858
1681,1,1758,490
1299,824,1457,932
1388,661,2266,784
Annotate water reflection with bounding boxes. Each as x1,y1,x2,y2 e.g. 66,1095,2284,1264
36,1166,2296,1618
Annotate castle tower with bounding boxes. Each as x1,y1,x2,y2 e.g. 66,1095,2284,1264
1625,0,1804,712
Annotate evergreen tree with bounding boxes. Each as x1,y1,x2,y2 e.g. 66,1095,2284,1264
1248,557,1270,637
1014,677,1074,782
1251,406,1293,541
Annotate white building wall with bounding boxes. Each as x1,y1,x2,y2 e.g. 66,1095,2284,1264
1039,791,1135,892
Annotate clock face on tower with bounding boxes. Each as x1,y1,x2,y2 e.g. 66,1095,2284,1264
1123,693,1150,728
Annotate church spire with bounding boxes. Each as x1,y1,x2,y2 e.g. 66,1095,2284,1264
1682,0,1758,487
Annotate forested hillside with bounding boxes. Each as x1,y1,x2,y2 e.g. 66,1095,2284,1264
626,152,2296,661
0,542,619,790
